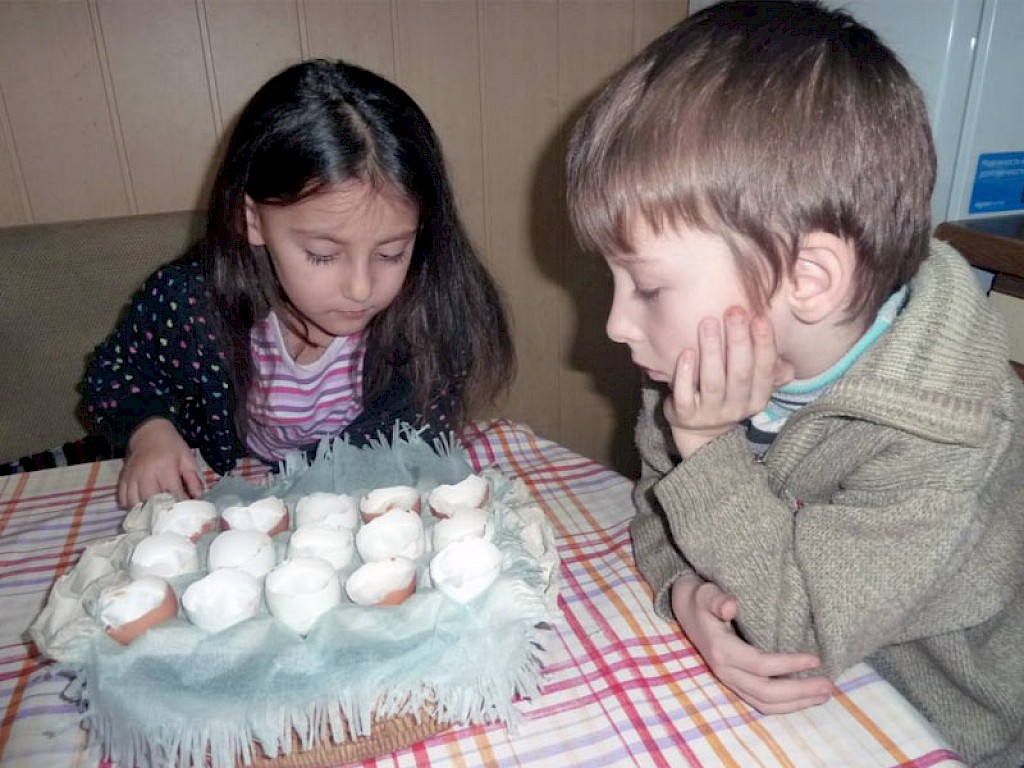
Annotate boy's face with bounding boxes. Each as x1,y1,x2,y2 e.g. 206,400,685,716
604,220,766,384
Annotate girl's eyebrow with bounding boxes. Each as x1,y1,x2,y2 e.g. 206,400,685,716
294,228,418,245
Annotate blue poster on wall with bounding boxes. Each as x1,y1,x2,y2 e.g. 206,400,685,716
969,152,1024,215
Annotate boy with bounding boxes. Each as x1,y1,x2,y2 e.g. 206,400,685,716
565,2,1024,766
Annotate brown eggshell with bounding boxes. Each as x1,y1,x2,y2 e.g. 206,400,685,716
376,580,416,606
105,582,178,645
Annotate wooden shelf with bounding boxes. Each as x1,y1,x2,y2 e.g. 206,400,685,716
935,214,1024,299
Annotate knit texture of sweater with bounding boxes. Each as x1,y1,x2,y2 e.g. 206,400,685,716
630,239,1024,767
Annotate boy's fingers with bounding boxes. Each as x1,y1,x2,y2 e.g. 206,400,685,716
723,307,754,400
749,315,780,406
669,349,698,408
697,317,725,401
745,651,825,679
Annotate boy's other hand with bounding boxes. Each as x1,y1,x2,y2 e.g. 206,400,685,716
666,308,792,458
671,574,833,715
118,417,203,509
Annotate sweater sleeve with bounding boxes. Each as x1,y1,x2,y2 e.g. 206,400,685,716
629,381,695,619
654,420,1013,678
83,259,240,474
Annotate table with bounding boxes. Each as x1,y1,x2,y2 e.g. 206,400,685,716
0,419,964,767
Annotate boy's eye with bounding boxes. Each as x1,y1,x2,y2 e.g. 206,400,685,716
377,250,407,262
305,251,334,265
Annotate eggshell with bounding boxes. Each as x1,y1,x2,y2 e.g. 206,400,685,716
345,558,417,606
428,475,489,518
99,576,178,645
129,533,200,579
151,499,218,541
359,486,421,521
294,492,359,531
432,507,490,552
355,508,425,563
181,568,262,634
207,529,277,579
265,557,342,635
287,525,355,570
221,496,289,536
429,538,502,604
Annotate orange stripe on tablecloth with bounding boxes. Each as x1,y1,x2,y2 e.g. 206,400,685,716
0,648,39,759
505,424,798,767
52,462,101,580
833,686,910,763
0,473,30,537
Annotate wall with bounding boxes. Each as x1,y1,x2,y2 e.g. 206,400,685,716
0,0,690,476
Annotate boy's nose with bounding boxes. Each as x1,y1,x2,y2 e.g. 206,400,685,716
605,302,633,345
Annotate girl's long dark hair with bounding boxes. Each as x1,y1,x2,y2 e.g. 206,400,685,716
205,59,514,440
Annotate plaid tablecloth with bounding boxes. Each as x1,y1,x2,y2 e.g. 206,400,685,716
0,419,964,768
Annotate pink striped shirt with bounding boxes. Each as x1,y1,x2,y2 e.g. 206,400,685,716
245,312,365,461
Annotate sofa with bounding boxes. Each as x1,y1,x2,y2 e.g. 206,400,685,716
0,211,204,465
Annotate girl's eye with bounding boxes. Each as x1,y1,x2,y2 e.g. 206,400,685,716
635,287,661,301
305,251,334,265
377,250,407,262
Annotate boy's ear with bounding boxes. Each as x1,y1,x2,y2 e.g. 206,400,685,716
786,231,856,324
244,195,265,247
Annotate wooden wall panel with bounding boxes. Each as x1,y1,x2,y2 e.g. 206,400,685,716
0,2,129,221
97,0,217,214
0,0,689,474
204,1,305,130
394,1,486,247
0,100,28,225
481,0,562,438
305,0,397,81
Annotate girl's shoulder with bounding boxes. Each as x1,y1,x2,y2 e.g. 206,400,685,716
136,245,211,305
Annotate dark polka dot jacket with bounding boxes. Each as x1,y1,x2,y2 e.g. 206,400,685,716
84,255,456,475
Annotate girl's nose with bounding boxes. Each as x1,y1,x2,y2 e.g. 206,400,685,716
342,261,371,303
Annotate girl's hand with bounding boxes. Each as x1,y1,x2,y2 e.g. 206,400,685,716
666,308,793,458
671,574,832,715
118,418,203,509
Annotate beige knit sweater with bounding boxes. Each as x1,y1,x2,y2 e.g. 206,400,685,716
630,240,1024,767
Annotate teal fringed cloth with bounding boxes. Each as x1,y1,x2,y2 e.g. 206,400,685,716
30,426,560,768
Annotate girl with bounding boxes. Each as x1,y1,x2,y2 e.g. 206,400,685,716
85,59,515,509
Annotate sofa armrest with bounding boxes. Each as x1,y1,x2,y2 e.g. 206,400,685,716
0,211,204,462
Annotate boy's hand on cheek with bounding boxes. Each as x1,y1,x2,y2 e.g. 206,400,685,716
666,308,790,459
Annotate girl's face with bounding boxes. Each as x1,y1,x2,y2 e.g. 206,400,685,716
245,179,419,341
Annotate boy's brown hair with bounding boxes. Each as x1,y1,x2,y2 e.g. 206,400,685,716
566,0,937,319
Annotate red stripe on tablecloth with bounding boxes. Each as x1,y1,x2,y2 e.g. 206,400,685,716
0,645,40,759
52,462,100,580
0,474,30,537
488,424,678,768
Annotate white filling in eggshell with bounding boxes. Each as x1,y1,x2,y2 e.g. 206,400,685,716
428,474,489,518
345,558,417,606
294,492,359,531
264,557,342,635
181,568,262,634
98,575,175,629
432,507,490,552
221,497,289,535
355,508,425,562
287,525,355,570
429,538,502,604
129,533,200,579
151,499,218,540
359,486,421,520
207,529,277,579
